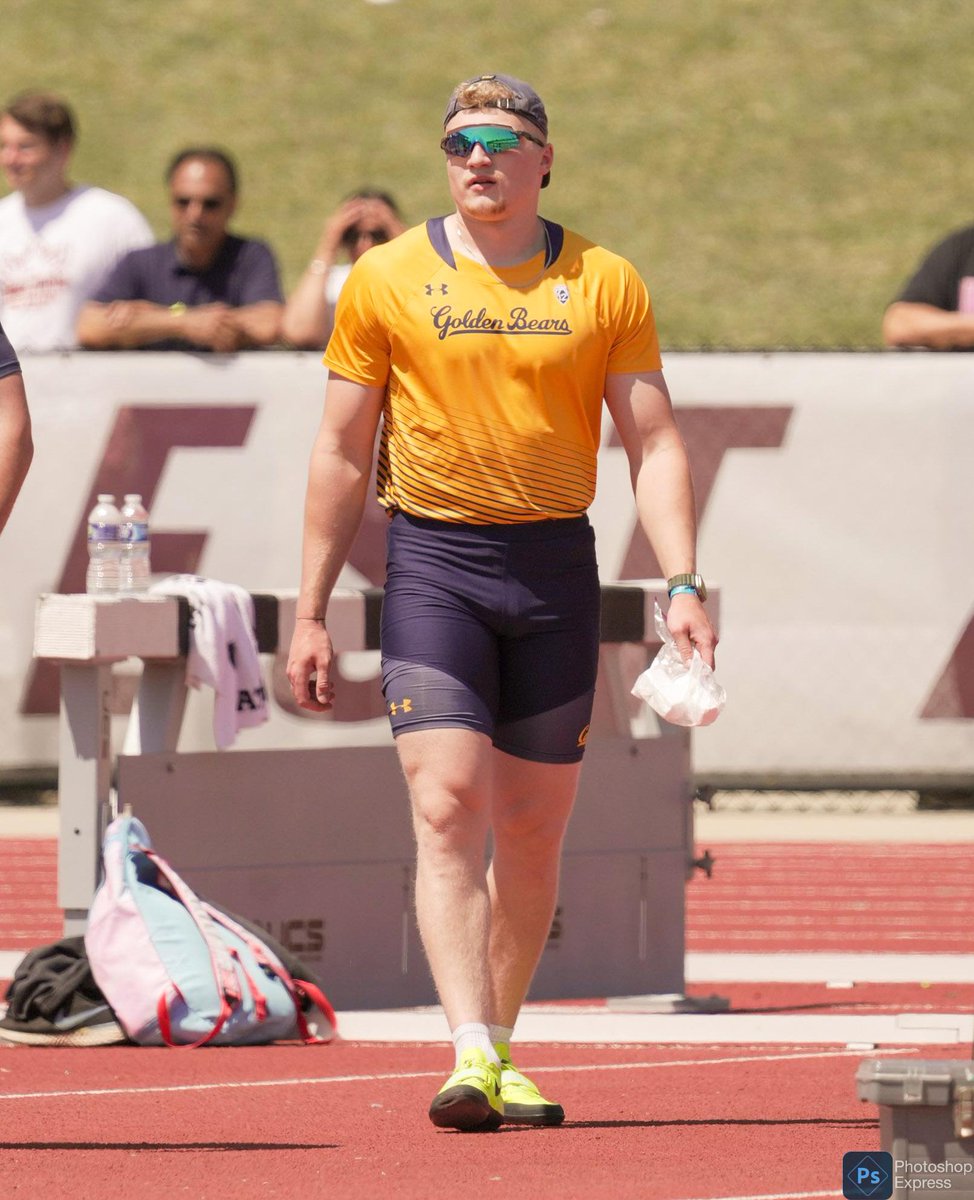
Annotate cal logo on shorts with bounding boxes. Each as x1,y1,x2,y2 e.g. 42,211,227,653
576,724,590,748
389,698,413,716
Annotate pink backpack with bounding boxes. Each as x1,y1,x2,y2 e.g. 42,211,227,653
85,813,337,1048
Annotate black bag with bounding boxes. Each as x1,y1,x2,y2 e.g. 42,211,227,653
0,936,127,1046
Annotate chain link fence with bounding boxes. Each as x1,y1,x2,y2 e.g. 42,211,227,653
694,787,974,816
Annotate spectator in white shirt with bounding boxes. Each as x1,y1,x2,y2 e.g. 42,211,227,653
0,90,153,351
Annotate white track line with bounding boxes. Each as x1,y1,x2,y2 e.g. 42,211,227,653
676,1192,839,1200
6,949,974,984
0,1045,909,1102
339,1006,972,1045
686,951,974,982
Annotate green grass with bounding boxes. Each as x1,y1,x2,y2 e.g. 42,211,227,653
3,0,972,347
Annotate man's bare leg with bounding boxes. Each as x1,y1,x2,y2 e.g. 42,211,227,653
484,751,580,1125
487,752,580,1028
397,726,495,1030
398,726,506,1129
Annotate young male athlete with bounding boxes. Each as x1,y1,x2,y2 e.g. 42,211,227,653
287,72,716,1131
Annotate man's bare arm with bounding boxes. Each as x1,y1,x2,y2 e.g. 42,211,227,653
0,371,32,534
604,369,717,667
77,300,190,349
77,300,282,351
882,301,974,350
286,373,385,711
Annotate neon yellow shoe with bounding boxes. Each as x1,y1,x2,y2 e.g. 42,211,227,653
496,1043,565,1126
428,1048,504,1131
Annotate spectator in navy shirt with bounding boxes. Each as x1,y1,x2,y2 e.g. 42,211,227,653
0,320,32,534
76,147,283,351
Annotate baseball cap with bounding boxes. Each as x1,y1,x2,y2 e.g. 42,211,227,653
443,73,548,138
443,73,550,187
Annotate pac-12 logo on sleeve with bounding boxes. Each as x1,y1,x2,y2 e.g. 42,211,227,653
843,1151,892,1199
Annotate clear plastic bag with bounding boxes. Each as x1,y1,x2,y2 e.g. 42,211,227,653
630,602,726,727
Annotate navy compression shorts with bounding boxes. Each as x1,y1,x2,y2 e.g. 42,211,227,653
380,511,601,764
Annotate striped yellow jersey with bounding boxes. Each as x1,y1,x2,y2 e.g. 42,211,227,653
323,217,662,524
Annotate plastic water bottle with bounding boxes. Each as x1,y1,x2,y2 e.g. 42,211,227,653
118,493,151,592
85,494,121,594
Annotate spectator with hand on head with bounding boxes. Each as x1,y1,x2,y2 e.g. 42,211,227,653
282,190,404,349
0,320,32,536
76,147,283,352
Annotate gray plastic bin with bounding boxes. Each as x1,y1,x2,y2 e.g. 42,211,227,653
857,1059,974,1199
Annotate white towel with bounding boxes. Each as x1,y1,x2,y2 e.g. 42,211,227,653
150,575,269,749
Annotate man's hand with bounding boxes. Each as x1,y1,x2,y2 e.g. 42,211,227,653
317,196,406,261
286,619,337,712
180,303,244,352
320,198,368,260
666,592,718,668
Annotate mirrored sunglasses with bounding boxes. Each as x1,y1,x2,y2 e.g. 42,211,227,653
440,124,545,157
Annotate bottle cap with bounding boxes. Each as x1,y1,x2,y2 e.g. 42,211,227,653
123,494,143,502
96,494,115,502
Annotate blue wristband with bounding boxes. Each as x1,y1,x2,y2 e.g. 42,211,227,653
668,584,698,598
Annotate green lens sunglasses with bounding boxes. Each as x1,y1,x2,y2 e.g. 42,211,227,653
440,124,546,157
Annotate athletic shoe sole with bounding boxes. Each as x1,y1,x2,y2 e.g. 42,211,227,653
0,1021,127,1047
502,1099,566,1126
429,1085,504,1132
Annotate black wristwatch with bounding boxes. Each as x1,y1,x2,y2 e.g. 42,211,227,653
666,573,708,601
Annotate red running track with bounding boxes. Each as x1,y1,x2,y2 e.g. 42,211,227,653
0,1038,934,1200
685,842,974,954
0,839,60,949
3,838,974,1197
6,838,974,956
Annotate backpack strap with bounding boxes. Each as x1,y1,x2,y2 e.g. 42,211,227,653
293,979,338,1044
157,986,233,1049
137,846,243,1047
204,903,338,1044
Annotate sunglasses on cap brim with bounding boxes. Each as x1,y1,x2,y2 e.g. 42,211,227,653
440,124,546,157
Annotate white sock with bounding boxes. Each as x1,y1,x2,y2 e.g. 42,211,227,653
452,1022,499,1064
489,1023,515,1054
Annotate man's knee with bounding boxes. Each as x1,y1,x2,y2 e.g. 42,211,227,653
398,729,492,848
492,794,573,859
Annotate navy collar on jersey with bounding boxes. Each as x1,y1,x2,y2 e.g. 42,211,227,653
427,215,563,271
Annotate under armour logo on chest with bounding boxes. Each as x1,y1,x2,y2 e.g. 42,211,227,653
425,283,449,295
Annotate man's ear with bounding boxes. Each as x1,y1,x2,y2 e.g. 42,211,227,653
53,137,74,171
540,143,554,182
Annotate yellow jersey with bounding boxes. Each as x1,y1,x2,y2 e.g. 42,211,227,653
323,218,662,524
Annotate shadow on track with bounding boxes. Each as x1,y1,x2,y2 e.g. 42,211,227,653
0,1141,339,1152
550,1117,878,1131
